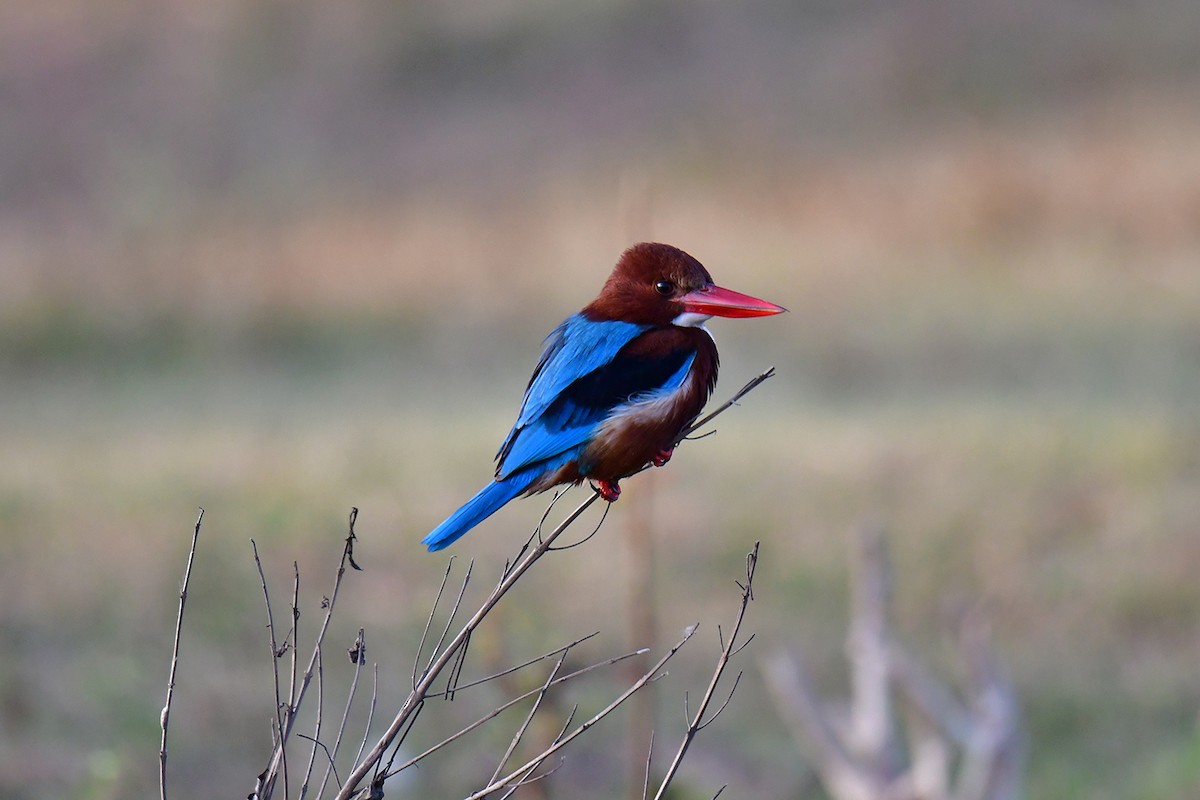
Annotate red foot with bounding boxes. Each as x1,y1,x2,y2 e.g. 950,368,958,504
652,447,675,468
596,479,622,502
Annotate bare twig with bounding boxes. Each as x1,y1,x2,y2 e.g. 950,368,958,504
466,625,700,799
383,646,648,779
674,367,775,447
288,561,301,789
641,730,655,800
159,508,204,800
426,560,475,684
652,542,760,800
257,508,364,799
412,557,456,690
299,646,323,799
487,650,571,786
437,631,600,697
251,539,289,799
314,629,366,800
350,665,378,781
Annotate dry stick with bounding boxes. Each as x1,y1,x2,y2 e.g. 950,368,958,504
641,730,655,800
160,507,204,800
424,559,475,695
466,626,700,800
350,665,378,778
260,508,363,798
677,367,775,447
652,542,760,800
411,557,457,690
287,561,301,793
384,646,648,778
336,369,775,800
432,630,599,698
299,646,324,799
487,650,571,786
314,629,367,800
499,711,579,799
251,539,290,799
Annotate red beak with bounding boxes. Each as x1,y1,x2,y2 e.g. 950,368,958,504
678,284,787,318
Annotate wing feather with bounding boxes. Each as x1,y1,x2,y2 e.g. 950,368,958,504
495,319,697,480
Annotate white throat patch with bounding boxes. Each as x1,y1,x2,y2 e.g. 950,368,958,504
671,311,712,328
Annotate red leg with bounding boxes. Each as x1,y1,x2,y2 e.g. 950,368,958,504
652,447,675,468
596,479,621,502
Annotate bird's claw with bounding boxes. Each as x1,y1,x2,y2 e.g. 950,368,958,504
596,479,621,502
651,447,675,468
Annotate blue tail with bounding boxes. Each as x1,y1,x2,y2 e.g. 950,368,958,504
422,472,538,551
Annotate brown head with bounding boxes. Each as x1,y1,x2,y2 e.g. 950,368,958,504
582,242,786,327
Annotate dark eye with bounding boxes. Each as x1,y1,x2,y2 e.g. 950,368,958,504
654,280,674,296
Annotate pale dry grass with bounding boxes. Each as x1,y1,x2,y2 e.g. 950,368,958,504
4,91,1199,328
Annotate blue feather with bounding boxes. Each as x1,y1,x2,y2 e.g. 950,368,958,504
498,315,647,466
421,470,540,551
425,317,701,550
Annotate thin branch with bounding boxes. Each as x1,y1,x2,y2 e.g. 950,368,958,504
466,625,700,799
652,541,760,800
299,646,323,799
412,557,456,689
499,758,565,799
488,650,571,786
251,538,288,799
350,665,378,782
380,699,426,781
641,730,655,800
383,646,648,779
298,734,340,790
696,671,744,732
314,629,365,800
287,560,301,792
501,708,577,796
436,631,600,697
675,367,776,446
258,508,364,798
426,560,475,682
160,507,204,800
546,499,611,551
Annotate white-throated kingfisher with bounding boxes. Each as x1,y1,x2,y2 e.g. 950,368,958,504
422,242,786,551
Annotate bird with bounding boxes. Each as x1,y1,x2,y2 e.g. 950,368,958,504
422,242,785,551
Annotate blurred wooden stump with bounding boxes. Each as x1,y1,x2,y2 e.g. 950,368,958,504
763,525,1026,800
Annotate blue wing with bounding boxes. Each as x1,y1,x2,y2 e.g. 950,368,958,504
424,320,698,551
495,316,696,480
495,315,645,477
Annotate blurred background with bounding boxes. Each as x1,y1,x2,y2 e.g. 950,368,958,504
3,0,1199,797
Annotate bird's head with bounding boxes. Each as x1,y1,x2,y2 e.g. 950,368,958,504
583,242,786,327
